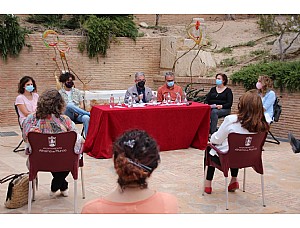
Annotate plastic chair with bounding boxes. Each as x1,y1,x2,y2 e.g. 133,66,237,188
13,105,25,152
27,131,85,213
203,132,267,210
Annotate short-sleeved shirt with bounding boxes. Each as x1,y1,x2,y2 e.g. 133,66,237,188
81,191,178,214
15,93,39,125
157,84,183,102
59,88,83,107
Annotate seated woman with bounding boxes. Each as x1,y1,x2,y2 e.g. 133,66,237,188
15,76,39,126
22,89,84,198
204,89,269,194
206,73,233,134
81,129,178,214
256,75,276,123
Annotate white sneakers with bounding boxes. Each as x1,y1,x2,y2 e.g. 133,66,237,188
60,189,69,197
49,189,69,198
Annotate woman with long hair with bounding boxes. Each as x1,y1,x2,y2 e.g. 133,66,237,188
256,75,276,123
204,89,269,194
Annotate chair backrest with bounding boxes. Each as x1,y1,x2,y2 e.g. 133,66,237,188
27,131,79,181
273,96,282,122
222,132,267,175
14,105,22,129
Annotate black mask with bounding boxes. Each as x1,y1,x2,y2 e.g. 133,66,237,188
137,81,145,88
65,81,74,88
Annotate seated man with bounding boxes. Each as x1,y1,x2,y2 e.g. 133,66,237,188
157,72,183,102
124,72,153,103
59,71,90,137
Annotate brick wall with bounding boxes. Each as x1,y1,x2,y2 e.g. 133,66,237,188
153,76,300,140
0,34,161,127
1,33,299,141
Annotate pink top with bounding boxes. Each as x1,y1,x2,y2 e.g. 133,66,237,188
15,93,39,124
81,191,178,214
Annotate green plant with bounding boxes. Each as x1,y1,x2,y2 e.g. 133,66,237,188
245,40,256,47
220,58,237,67
27,14,63,27
82,15,138,58
216,47,233,54
0,14,27,60
230,61,300,91
258,15,276,33
250,49,269,56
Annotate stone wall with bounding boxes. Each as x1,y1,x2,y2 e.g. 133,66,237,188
134,14,256,26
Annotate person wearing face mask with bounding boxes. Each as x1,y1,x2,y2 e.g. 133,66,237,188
58,71,90,137
256,75,276,124
124,72,153,103
206,73,233,134
157,71,183,102
15,76,39,126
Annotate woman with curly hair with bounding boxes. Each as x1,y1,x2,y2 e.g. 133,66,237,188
256,75,276,123
22,89,84,198
204,89,269,194
15,76,39,125
81,129,178,214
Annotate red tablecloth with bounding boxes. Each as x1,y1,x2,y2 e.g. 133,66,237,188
83,102,210,159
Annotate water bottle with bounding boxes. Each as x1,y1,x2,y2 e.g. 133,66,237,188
183,92,188,105
128,95,133,108
175,92,181,104
167,92,171,104
109,94,114,108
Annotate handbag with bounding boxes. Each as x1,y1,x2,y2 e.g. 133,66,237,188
0,172,29,209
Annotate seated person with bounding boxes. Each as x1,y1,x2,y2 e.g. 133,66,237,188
58,71,90,137
288,132,300,153
15,76,39,126
81,129,178,214
256,75,276,124
206,73,233,134
204,89,269,194
157,71,183,102
124,72,153,103
22,89,84,197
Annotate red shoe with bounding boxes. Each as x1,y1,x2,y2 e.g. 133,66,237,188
205,187,212,194
228,182,239,192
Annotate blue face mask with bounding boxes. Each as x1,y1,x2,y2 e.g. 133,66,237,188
216,79,223,85
167,81,174,87
25,85,34,92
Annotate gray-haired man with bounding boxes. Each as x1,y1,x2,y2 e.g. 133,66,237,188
124,72,153,103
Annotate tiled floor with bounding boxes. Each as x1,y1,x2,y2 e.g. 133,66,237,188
0,125,300,214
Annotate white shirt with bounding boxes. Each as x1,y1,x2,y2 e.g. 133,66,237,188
209,114,253,156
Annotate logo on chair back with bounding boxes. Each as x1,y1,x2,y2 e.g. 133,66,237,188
245,137,252,146
48,136,56,147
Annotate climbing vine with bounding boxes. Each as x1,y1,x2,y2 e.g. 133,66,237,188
0,14,27,60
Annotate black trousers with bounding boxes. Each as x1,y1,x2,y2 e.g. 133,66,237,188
51,171,69,192
204,147,239,181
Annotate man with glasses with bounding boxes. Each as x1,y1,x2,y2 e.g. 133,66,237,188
157,72,183,102
124,72,153,103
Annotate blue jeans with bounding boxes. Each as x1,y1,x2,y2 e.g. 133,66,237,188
65,103,90,137
210,108,231,134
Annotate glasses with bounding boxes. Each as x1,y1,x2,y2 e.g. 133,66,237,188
136,79,146,82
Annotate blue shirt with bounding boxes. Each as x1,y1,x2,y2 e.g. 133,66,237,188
261,90,276,122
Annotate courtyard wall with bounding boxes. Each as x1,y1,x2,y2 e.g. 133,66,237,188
1,33,299,140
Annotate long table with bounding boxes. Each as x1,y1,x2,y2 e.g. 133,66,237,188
83,102,211,159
